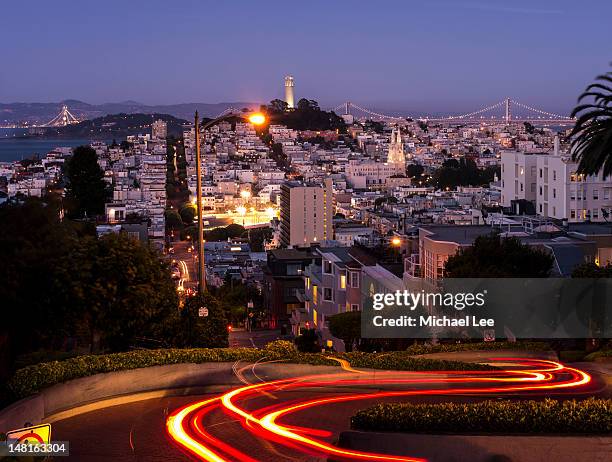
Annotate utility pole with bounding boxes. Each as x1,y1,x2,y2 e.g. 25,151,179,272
194,111,206,293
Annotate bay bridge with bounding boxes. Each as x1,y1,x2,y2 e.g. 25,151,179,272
39,104,80,127
45,97,575,129
330,98,575,124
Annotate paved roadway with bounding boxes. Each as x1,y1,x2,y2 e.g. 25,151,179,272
171,241,197,294
229,328,284,348
51,356,610,462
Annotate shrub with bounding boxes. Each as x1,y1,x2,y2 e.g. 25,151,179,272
337,351,495,372
405,341,550,356
264,340,298,359
7,348,496,400
295,329,320,352
351,398,612,434
7,348,264,399
584,349,612,362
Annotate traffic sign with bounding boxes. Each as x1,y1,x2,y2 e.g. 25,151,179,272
5,423,51,445
483,329,495,342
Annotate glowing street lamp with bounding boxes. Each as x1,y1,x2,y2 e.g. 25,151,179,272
248,112,266,126
391,237,402,247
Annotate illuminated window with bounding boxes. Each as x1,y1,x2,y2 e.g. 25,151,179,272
340,274,346,289
313,286,318,304
313,309,318,326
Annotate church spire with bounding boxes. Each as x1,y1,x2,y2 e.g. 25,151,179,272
387,126,405,174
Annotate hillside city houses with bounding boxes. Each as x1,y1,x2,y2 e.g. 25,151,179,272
2,114,612,350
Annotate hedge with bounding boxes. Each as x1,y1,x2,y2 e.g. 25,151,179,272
6,341,495,400
332,351,495,372
7,348,266,399
351,398,612,434
404,341,551,356
584,349,612,362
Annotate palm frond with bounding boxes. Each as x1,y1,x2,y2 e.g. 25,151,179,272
568,69,612,178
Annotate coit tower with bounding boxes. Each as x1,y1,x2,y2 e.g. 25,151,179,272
284,75,295,109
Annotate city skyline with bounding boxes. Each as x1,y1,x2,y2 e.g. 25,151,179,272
1,1,611,113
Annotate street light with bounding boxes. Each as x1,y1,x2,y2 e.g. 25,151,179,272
248,112,266,125
194,109,266,295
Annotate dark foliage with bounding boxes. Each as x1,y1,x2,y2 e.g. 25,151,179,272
445,234,553,277
569,70,612,178
64,146,109,218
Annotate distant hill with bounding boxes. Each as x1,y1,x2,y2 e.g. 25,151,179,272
0,100,260,125
41,113,189,139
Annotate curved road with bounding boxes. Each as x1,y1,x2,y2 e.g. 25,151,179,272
52,358,605,461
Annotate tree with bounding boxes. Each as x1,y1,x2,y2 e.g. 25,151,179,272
572,262,612,278
205,223,245,242
0,198,80,375
445,234,553,278
179,204,196,225
295,329,320,352
433,157,495,190
569,70,612,178
165,209,183,230
267,99,288,114
364,120,385,134
54,233,180,352
178,293,229,348
64,146,108,218
406,164,424,179
329,311,361,352
261,98,346,132
245,226,272,252
570,263,612,351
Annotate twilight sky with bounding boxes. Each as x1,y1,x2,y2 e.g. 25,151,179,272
1,0,610,114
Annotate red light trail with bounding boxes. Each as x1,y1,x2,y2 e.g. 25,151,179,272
166,359,592,461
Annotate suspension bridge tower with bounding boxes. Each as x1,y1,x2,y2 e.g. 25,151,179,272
284,75,295,109
43,104,80,127
504,97,511,123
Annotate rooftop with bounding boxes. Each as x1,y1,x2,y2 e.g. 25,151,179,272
567,222,612,236
420,225,496,245
268,248,313,261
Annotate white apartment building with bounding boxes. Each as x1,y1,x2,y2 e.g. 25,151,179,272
536,155,612,222
500,150,538,206
501,148,612,222
345,160,401,190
